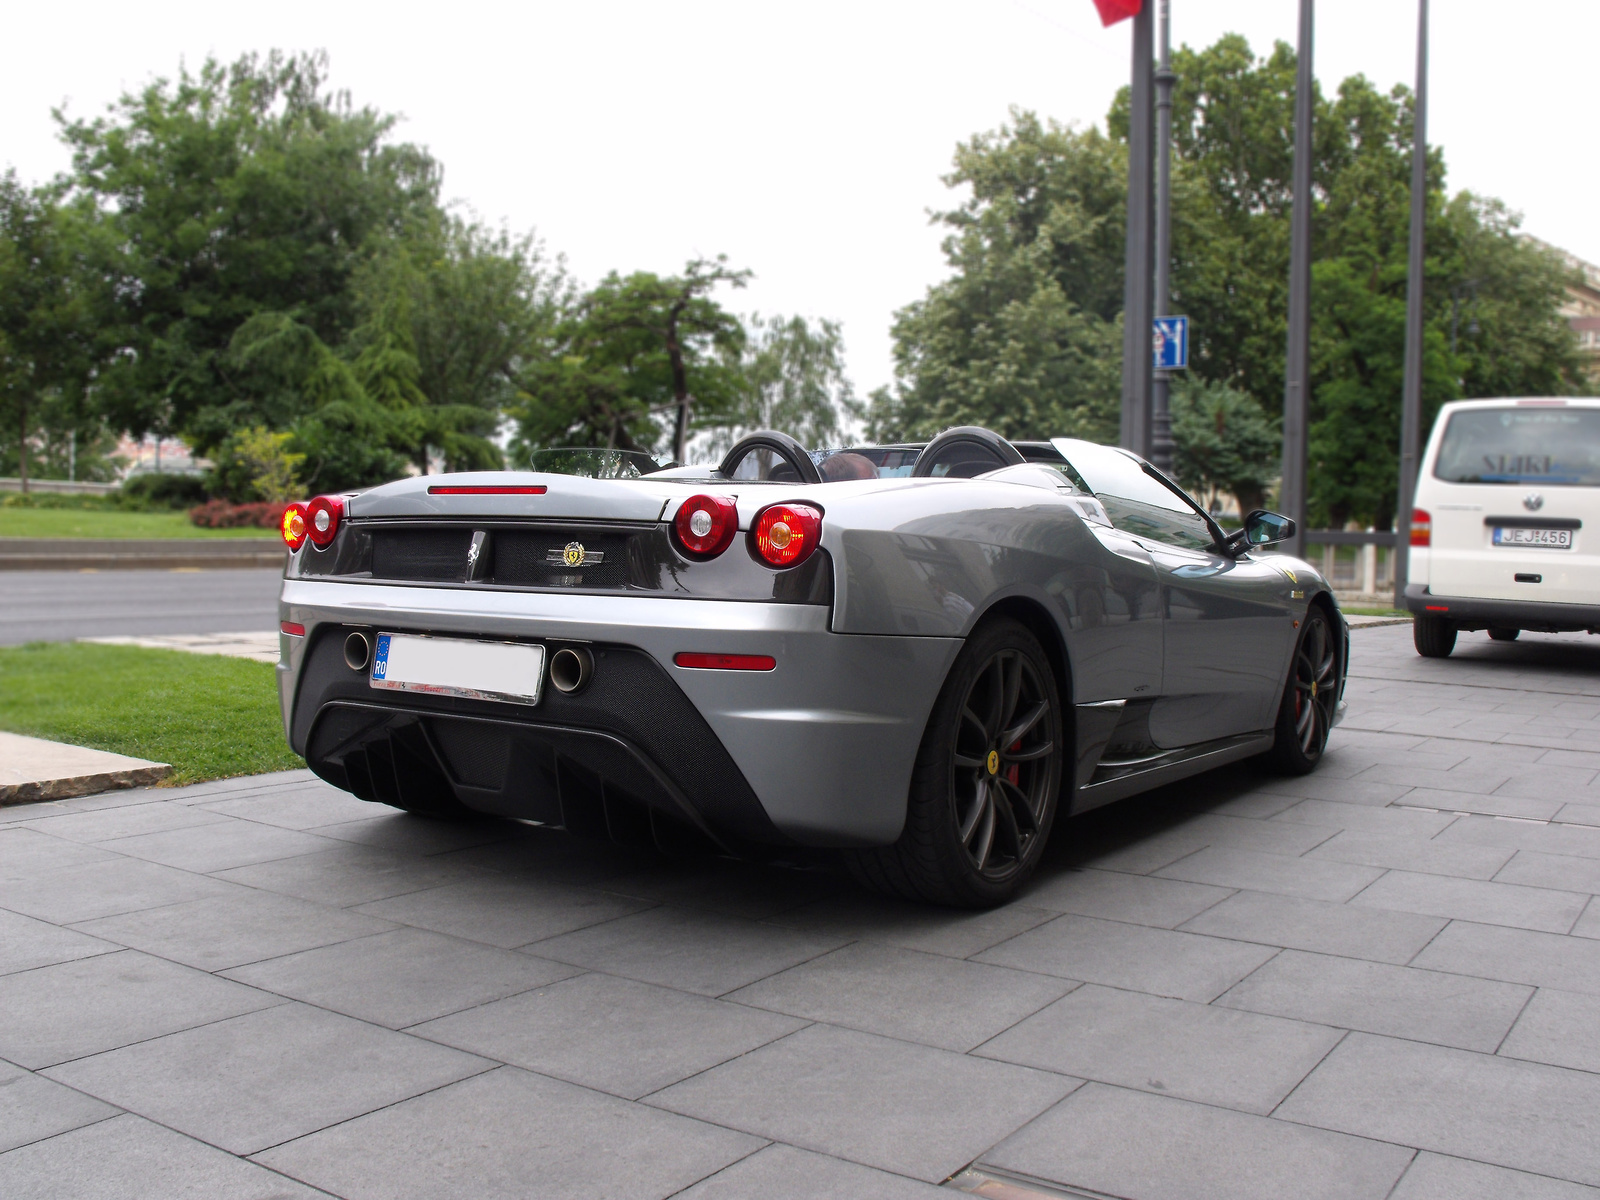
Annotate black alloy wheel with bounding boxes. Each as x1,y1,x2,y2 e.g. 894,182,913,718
1414,614,1457,658
847,618,1064,907
1269,607,1340,775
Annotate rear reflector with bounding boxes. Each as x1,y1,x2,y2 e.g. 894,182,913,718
281,621,306,636
427,485,548,495
674,652,777,671
1424,605,1449,612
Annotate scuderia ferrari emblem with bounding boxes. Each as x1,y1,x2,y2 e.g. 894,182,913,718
547,541,604,568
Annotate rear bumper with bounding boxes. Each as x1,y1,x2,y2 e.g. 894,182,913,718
1403,584,1600,632
278,579,960,847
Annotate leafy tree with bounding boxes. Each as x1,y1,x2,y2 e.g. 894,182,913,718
1168,377,1279,516
512,258,748,463
702,314,854,457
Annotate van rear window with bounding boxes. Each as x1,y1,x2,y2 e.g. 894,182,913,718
1433,408,1600,486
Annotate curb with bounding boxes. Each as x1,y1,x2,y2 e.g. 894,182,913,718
0,763,172,806
0,537,284,571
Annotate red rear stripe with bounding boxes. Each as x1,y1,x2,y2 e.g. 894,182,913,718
674,652,777,672
426,485,548,495
1424,605,1449,612
281,621,306,636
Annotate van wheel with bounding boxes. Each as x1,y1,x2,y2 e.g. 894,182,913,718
1414,615,1456,658
1488,627,1520,642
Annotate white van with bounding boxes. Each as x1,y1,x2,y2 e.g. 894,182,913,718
1406,397,1600,657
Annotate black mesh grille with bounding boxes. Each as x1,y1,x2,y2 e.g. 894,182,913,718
490,529,632,588
371,528,471,582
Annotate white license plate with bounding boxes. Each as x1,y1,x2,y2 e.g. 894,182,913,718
1492,527,1573,549
369,633,545,705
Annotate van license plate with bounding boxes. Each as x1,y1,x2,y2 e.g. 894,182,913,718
370,633,545,705
1493,527,1573,549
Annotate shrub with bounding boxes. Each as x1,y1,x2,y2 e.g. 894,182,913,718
119,473,208,511
188,499,290,529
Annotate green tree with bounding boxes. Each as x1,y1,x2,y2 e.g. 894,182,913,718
704,314,854,457
1168,377,1279,516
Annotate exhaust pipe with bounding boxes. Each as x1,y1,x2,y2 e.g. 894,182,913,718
549,646,593,694
343,631,372,672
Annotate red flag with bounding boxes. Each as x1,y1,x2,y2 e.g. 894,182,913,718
1092,0,1141,26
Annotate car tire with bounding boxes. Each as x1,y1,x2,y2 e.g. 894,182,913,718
1268,607,1340,775
1414,615,1457,658
846,618,1064,908
1488,627,1520,642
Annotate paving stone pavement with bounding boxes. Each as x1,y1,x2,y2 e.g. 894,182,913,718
2,623,1599,1199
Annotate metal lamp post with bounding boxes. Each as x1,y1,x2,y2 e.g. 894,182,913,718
1149,0,1177,472
1118,2,1155,456
1281,0,1315,558
1393,0,1430,609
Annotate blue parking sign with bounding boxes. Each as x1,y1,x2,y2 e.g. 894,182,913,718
1153,316,1189,370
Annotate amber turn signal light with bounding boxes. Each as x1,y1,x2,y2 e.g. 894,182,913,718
751,502,822,568
281,503,308,552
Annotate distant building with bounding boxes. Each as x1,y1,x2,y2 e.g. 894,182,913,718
114,433,207,478
1523,236,1600,382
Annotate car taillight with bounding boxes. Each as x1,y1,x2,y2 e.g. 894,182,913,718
281,503,308,552
1410,507,1431,547
305,495,344,548
751,502,822,568
673,493,738,559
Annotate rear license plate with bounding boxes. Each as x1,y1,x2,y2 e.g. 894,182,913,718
1492,527,1573,549
369,633,545,705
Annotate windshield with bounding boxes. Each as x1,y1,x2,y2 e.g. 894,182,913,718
1433,406,1600,486
1051,438,1216,550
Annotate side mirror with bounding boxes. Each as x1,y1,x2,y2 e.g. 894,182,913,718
1244,509,1296,546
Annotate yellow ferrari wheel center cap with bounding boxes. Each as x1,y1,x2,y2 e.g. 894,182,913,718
987,750,1000,775
1310,681,1318,698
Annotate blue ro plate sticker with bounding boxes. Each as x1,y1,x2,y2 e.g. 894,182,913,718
370,634,391,683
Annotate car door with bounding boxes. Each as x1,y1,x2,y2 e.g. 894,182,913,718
1054,439,1295,746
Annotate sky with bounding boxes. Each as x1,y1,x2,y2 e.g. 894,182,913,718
3,1,1592,398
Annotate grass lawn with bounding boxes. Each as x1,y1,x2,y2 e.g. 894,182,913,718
0,509,276,539
0,642,302,785
1343,606,1411,617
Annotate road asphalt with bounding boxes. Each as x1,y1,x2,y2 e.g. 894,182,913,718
0,569,281,645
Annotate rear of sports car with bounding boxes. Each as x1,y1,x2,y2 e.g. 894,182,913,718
275,473,960,854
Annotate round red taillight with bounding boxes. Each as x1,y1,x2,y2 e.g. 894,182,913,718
305,495,344,549
673,493,738,559
751,503,822,568
281,502,308,552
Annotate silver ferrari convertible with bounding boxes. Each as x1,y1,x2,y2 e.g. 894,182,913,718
275,427,1347,906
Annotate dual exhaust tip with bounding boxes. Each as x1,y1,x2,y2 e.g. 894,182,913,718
341,630,593,695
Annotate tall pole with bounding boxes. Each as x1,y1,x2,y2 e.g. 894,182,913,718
1150,0,1176,472
1393,0,1429,608
1281,0,1314,556
1119,2,1155,456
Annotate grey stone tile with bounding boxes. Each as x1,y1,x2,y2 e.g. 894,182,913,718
1278,1032,1600,1187
17,801,228,844
1496,851,1600,895
256,1065,759,1200
600,859,845,921
1356,761,1515,794
1391,1153,1600,1200
1493,763,1600,801
224,927,579,1028
677,1143,948,1199
1193,791,1305,819
531,905,848,996
213,843,493,907
1155,845,1384,902
354,875,650,949
1577,898,1600,940
436,828,662,886
976,983,1339,1114
305,813,511,856
0,950,280,1069
727,941,1072,1052
1023,867,1232,928
73,888,395,972
1178,890,1446,964
1436,814,1600,861
1414,922,1600,994
1306,830,1515,879
45,1002,492,1155
1499,987,1600,1074
649,1023,1076,1183
984,1082,1413,1200
767,892,1055,959
1271,798,1459,837
0,908,118,977
414,971,804,1099
0,828,117,880
1163,813,1339,856
1557,803,1600,828
0,1058,119,1154
165,768,318,802
0,1114,325,1199
0,856,242,925
1216,949,1532,1052
1254,775,1416,806
974,914,1275,1003
197,786,388,830
1401,787,1564,821
98,820,339,874
1351,870,1589,934
1543,748,1600,771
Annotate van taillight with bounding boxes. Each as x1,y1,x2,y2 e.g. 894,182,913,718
1410,508,1431,547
